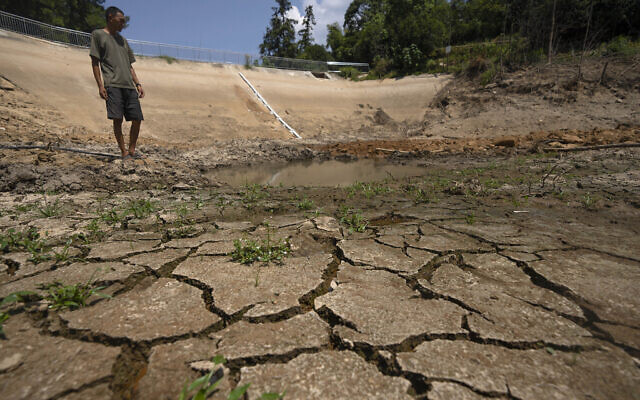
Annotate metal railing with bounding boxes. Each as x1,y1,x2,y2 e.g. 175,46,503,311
0,9,368,73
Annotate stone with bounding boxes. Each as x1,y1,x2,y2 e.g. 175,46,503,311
429,382,486,400
408,224,492,253
338,239,435,273
0,352,23,373
196,241,236,256
315,264,467,346
125,248,190,271
398,340,640,400
239,351,412,399
313,216,341,234
494,137,516,147
138,338,232,400
173,254,330,317
208,313,329,360
88,240,161,259
62,278,220,341
59,384,112,400
532,250,640,326
261,215,306,228
418,264,591,345
0,261,144,298
0,315,119,400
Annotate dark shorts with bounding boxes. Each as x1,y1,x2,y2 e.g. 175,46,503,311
106,87,144,121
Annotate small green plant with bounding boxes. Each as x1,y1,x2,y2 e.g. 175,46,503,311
179,355,283,400
581,193,598,210
296,196,315,211
241,184,269,210
100,207,123,225
0,291,37,338
126,199,156,219
53,239,73,263
339,66,361,80
231,223,291,265
40,270,111,310
346,182,392,199
0,227,50,263
86,219,106,242
215,196,232,216
39,197,62,217
465,213,476,225
338,206,368,233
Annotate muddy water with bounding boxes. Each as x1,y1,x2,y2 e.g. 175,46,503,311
209,159,428,187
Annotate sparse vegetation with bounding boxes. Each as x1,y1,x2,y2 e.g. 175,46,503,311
240,184,269,210
126,199,156,219
40,270,111,310
338,205,368,233
346,181,392,199
0,227,50,264
296,196,315,210
231,224,290,265
38,197,62,217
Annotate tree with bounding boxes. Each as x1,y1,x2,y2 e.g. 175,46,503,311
0,0,107,32
298,5,316,54
260,0,298,58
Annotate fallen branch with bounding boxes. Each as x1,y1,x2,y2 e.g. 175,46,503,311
543,143,640,152
0,143,119,158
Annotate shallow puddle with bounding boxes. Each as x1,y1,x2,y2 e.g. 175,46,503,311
209,159,427,187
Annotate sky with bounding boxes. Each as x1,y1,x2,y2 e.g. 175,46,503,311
103,0,352,55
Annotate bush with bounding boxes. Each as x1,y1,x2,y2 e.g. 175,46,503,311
339,66,361,80
465,56,489,78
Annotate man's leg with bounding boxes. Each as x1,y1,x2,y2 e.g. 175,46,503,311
128,120,141,156
112,118,127,157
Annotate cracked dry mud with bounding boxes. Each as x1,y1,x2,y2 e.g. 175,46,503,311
1,149,640,399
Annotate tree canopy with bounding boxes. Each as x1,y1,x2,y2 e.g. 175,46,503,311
0,0,107,32
326,0,640,73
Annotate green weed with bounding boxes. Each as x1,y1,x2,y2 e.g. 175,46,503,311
465,213,476,225
215,196,232,216
296,196,315,211
126,199,156,219
100,208,124,225
179,355,283,400
338,205,368,233
0,227,50,263
14,203,36,214
581,193,599,210
241,184,269,209
39,197,62,217
53,239,73,263
346,182,392,199
40,270,111,310
231,224,290,265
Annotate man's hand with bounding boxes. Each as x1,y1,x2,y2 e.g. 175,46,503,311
99,86,108,100
137,84,145,99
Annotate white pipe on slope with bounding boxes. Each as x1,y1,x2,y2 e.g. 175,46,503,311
238,72,301,139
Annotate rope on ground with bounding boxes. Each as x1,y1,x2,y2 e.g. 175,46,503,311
543,143,640,152
0,143,119,158
238,72,301,139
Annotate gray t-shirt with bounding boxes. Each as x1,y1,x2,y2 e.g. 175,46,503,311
90,29,136,89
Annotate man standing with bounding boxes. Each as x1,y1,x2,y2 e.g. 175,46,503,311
90,6,145,159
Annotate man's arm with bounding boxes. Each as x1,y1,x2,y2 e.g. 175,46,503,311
91,56,108,100
130,66,145,98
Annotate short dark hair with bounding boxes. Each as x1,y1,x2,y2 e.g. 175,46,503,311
105,6,124,22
